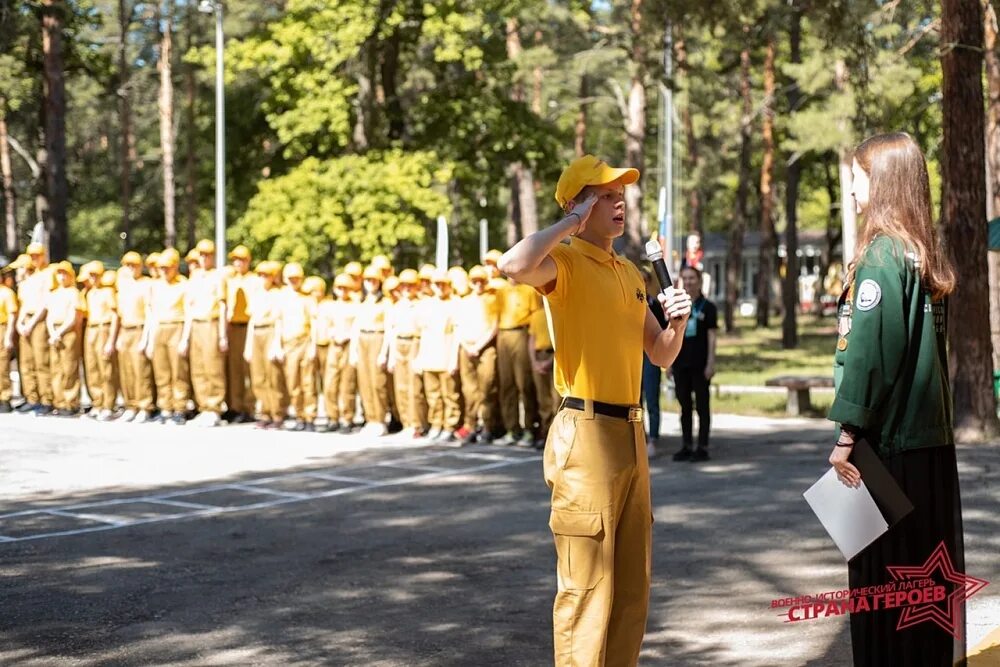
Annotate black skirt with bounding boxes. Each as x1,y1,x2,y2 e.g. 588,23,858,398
848,444,967,667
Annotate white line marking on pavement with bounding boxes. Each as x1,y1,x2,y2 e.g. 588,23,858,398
0,452,542,544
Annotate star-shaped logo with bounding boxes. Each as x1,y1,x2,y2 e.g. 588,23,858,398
886,541,989,639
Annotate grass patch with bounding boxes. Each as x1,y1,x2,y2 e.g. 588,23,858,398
661,388,833,418
712,315,837,387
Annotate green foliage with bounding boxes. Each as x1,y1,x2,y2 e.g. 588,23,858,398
231,150,452,276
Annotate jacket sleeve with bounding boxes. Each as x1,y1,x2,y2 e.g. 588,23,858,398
827,239,908,430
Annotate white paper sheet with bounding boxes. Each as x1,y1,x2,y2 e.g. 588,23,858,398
804,467,889,561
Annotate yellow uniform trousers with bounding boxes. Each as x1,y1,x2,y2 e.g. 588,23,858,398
544,402,652,667
423,370,461,431
392,338,419,429
152,322,190,413
498,327,538,434
117,326,153,412
19,319,52,405
49,328,81,410
458,343,499,432
323,341,356,424
357,332,388,425
282,334,316,423
412,364,428,430
315,343,329,407
226,322,254,414
250,325,286,422
533,348,561,439
84,324,118,411
0,324,12,402
189,320,226,414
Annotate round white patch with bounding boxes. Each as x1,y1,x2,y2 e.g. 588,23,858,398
856,279,882,311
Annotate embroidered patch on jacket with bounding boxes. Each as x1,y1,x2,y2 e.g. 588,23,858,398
855,279,882,312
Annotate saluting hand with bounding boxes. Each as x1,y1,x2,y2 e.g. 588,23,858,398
568,193,599,236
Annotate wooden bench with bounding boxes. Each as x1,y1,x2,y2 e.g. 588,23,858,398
765,376,834,416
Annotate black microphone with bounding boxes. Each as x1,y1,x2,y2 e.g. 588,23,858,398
645,239,682,320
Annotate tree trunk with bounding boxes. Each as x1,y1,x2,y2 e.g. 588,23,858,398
623,0,645,260
381,27,404,141
504,18,538,243
41,0,68,261
184,0,197,250
984,0,1000,369
757,35,777,328
835,60,858,266
724,32,752,333
0,103,16,256
675,32,702,240
816,155,843,316
118,0,133,252
158,0,176,249
782,3,803,349
575,75,588,157
941,0,999,440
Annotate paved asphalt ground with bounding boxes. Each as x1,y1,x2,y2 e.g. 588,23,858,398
0,412,997,666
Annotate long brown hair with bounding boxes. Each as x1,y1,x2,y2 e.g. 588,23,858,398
847,132,956,299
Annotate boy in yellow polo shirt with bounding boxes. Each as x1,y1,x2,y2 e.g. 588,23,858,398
499,154,692,666
494,276,540,446
46,261,84,416
454,266,500,444
117,251,155,422
144,249,190,425
0,273,17,412
225,245,258,423
81,263,120,420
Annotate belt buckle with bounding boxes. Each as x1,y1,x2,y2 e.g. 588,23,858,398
627,406,643,423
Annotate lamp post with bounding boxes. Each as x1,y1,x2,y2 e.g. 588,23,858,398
198,0,226,268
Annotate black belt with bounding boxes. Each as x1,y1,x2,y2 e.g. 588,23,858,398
500,325,528,331
560,397,643,422
397,335,418,340
360,330,384,334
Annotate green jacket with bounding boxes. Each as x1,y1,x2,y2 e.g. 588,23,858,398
828,235,954,456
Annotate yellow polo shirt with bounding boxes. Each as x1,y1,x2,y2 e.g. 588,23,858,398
117,276,150,328
150,275,188,324
248,286,282,326
355,294,387,333
390,297,421,339
314,298,335,345
227,271,259,324
0,285,17,324
455,291,499,346
538,237,647,405
416,296,458,372
186,268,225,320
46,285,83,327
498,282,538,330
16,267,54,315
329,299,357,343
278,287,313,342
528,301,552,351
85,287,117,326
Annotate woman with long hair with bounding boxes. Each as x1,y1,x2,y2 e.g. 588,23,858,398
827,132,965,666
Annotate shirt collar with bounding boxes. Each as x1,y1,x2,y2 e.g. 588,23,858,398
570,236,622,265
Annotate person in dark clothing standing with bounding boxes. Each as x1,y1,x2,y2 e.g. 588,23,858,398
671,265,717,462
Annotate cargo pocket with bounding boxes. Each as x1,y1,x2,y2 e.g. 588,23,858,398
549,508,604,591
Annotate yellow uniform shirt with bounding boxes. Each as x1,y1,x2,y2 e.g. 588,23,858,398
248,286,282,326
16,267,54,315
278,287,314,341
389,297,421,339
528,301,552,351
314,298,336,345
539,237,648,405
46,285,83,327
355,294,387,333
0,285,17,324
117,276,150,328
455,291,499,346
226,271,259,324
85,287,117,326
150,275,188,324
416,296,458,372
329,299,357,344
186,268,225,320
498,282,538,330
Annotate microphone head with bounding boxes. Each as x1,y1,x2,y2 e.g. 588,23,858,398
644,240,664,261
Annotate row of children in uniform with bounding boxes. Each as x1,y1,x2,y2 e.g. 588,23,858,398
0,240,559,447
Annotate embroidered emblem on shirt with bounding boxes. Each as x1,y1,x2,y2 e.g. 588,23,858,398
856,279,882,312
636,288,645,303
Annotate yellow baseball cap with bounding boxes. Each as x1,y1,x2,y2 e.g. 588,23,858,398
8,254,31,270
196,239,215,254
26,242,45,256
100,270,117,288
283,262,304,280
371,254,392,270
418,264,435,281
255,260,280,276
158,248,181,267
554,154,639,209
486,277,507,292
383,275,400,292
483,249,503,265
333,273,353,289
363,265,382,281
121,251,142,266
185,248,200,263
344,261,363,277
468,265,487,281
228,244,251,260
398,268,419,285
54,260,75,278
303,276,327,294
431,268,451,285
146,252,161,268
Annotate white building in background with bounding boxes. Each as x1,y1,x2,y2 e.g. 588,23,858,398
698,230,840,317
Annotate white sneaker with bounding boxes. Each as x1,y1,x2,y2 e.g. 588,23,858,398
120,409,137,422
132,410,150,424
97,409,114,422
426,427,442,440
85,409,99,419
192,412,220,427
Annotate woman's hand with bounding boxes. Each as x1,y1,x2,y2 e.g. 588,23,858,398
829,445,861,487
